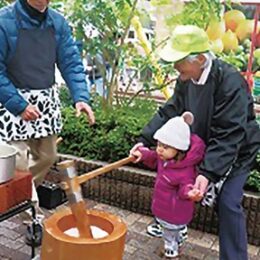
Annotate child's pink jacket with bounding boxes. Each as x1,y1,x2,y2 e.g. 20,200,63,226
139,134,205,225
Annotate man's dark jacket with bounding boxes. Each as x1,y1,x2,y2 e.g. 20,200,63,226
139,59,260,183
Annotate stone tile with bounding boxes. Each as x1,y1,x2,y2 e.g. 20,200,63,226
84,199,97,208
248,244,260,256
201,233,218,245
137,215,153,225
130,232,150,244
0,235,24,250
101,205,119,214
114,208,132,219
0,227,22,240
211,240,219,252
181,243,206,259
124,244,138,254
132,249,160,260
188,231,216,249
127,237,145,250
0,244,29,260
129,221,147,234
249,256,260,260
92,202,109,211
13,222,27,235
203,251,219,260
19,243,41,256
0,220,20,230
124,212,142,225
187,229,203,239
144,234,163,249
123,251,135,260
18,244,31,255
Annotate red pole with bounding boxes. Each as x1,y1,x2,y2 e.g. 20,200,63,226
247,4,260,90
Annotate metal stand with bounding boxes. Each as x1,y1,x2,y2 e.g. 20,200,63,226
0,200,36,259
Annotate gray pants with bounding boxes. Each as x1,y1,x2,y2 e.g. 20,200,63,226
156,218,186,251
9,135,57,187
8,135,57,206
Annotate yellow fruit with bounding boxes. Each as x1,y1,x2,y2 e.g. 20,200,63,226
224,10,246,32
222,30,239,53
255,71,260,77
254,48,260,59
235,19,258,42
206,19,226,41
210,39,224,54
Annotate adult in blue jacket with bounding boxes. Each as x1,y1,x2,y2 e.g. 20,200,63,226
0,1,95,187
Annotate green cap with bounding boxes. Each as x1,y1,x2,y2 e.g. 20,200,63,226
159,25,210,63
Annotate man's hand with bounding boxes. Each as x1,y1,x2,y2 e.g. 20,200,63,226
129,142,144,162
75,101,95,125
193,175,209,202
21,104,41,121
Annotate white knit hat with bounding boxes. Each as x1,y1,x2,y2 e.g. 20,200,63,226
153,112,194,151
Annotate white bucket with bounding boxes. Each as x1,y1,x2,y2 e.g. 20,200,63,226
0,143,17,184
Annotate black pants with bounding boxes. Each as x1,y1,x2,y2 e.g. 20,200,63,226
217,172,248,260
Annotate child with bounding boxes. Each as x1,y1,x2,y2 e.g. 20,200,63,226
131,112,205,258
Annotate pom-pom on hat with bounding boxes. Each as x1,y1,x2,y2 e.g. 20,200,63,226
153,112,194,151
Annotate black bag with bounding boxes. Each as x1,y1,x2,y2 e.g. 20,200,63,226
37,181,67,209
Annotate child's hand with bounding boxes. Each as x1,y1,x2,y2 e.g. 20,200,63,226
187,187,203,202
131,150,142,163
130,142,144,162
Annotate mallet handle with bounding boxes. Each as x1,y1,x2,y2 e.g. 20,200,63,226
60,156,135,190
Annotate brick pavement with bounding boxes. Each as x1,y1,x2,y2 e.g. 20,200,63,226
0,199,259,260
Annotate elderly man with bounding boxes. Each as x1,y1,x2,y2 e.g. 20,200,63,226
0,0,95,245
131,25,260,260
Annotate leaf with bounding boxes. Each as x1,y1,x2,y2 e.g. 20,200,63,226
0,109,5,116
38,102,44,112
6,122,12,133
4,115,10,122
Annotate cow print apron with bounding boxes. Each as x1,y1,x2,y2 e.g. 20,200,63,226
0,87,62,141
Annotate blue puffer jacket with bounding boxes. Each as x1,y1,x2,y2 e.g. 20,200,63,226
0,1,90,116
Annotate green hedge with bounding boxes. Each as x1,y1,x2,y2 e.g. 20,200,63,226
58,95,158,162
58,89,260,192
245,153,260,192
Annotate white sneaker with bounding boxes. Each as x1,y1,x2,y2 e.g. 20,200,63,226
146,223,163,237
165,248,178,258
178,225,188,247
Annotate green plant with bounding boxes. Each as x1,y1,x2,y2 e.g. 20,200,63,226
247,169,260,192
217,50,248,71
163,0,223,30
54,0,174,109
245,153,260,192
58,95,158,162
58,0,136,107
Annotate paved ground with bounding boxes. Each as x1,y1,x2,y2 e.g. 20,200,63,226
0,199,259,260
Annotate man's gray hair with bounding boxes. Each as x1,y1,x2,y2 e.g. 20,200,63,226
185,51,216,68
